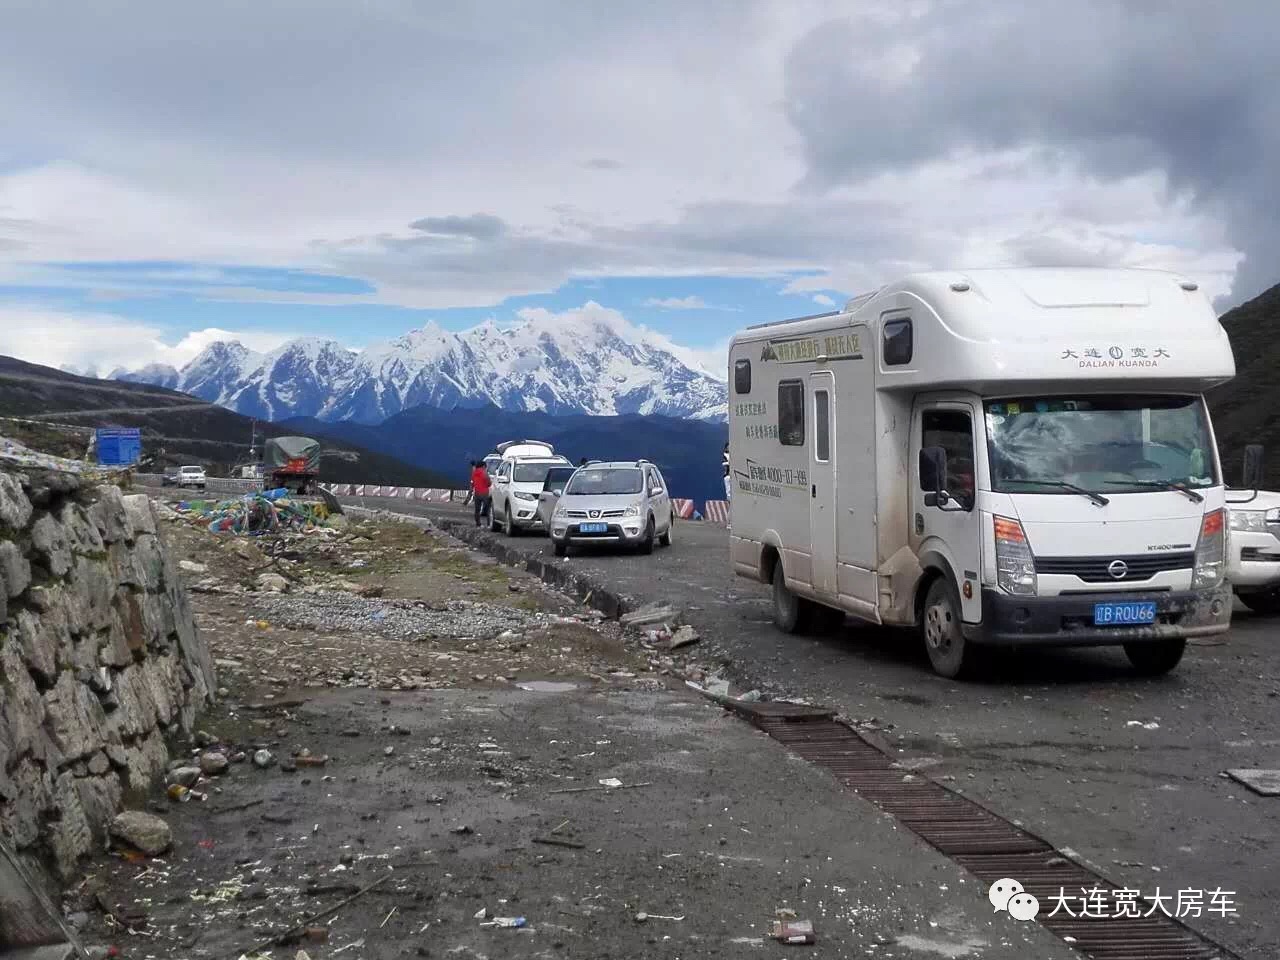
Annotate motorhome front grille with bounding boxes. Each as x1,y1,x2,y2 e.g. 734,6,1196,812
1034,552,1195,582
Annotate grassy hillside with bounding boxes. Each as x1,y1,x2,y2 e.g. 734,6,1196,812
1209,283,1280,488
0,355,454,487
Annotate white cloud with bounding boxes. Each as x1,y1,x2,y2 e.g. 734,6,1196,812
0,0,1260,316
0,307,299,374
645,295,709,310
812,293,835,306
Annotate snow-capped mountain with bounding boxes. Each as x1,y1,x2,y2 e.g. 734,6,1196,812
111,362,179,390
114,304,728,423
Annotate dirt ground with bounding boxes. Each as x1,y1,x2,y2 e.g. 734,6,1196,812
64,500,1076,960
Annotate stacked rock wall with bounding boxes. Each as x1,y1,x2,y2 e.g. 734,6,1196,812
0,466,215,887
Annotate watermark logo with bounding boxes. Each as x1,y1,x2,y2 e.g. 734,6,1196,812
989,879,1040,922
991,879,1238,921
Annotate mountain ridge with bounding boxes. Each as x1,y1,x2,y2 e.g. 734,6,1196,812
113,304,729,424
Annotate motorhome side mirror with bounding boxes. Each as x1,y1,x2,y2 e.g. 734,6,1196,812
1243,444,1265,490
919,446,949,507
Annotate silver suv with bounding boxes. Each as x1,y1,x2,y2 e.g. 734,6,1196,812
548,461,674,557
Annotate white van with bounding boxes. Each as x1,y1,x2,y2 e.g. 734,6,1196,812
728,267,1247,678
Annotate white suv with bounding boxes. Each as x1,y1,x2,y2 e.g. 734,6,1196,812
490,455,572,535
177,465,207,490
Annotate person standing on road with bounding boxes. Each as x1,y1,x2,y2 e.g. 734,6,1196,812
470,460,492,527
722,442,731,501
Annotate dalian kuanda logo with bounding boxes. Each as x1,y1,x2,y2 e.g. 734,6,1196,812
989,879,1040,922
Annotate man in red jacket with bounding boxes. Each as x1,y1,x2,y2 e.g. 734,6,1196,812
470,460,492,527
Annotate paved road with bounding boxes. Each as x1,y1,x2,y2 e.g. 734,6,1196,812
352,495,1280,959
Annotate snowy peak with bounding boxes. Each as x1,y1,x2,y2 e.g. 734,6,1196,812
114,309,728,423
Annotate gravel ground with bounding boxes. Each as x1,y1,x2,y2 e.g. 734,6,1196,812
252,593,554,641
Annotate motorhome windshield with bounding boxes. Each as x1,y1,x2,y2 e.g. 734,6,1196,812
985,395,1218,495
565,468,643,496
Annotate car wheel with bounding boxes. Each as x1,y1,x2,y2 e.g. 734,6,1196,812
503,508,518,537
639,517,655,555
1124,639,1186,676
553,540,568,557
488,504,501,532
771,563,810,634
922,577,971,679
658,512,674,547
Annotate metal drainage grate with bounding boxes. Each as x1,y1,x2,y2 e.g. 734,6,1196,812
743,707,1236,960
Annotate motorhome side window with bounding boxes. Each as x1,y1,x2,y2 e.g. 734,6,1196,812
734,359,751,394
882,318,913,366
778,380,804,446
921,410,975,505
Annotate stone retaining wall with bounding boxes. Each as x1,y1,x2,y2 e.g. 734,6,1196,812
0,465,215,902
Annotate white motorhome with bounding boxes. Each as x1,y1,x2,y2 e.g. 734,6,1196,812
728,267,1246,678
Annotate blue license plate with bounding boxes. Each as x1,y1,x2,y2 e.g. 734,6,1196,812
1093,601,1157,626
579,522,608,533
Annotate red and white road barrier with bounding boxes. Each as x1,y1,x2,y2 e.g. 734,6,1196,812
702,500,730,524
672,498,695,519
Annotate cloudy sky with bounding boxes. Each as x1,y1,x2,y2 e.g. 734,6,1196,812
0,0,1268,377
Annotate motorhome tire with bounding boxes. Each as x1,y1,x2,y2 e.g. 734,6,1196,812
658,515,673,547
772,565,810,634
1123,638,1186,675
639,518,655,555
922,578,969,678
1243,588,1280,616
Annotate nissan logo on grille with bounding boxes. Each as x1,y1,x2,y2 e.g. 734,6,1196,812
589,510,601,519
1107,559,1129,579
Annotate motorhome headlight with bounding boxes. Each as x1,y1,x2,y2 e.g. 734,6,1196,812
993,516,1036,596
1192,509,1226,589
1228,508,1280,533
622,504,640,518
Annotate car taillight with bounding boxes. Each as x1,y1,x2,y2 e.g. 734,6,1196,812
1191,508,1226,589
993,515,1036,596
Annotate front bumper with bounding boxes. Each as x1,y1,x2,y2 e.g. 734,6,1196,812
1227,529,1280,591
963,585,1232,646
550,519,646,544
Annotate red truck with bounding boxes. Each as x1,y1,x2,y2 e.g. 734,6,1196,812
263,436,320,494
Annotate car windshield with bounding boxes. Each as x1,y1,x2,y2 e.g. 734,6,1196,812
513,462,562,483
565,468,643,496
985,395,1218,494
543,468,576,491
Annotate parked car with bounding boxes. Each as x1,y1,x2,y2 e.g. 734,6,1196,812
161,467,180,487
536,466,580,528
1227,489,1280,614
547,460,674,556
490,454,573,535
176,465,207,490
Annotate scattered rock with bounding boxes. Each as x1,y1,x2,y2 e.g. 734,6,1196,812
384,746,395,757
667,625,700,650
168,767,202,788
253,749,276,769
178,560,208,574
109,810,173,855
620,603,680,629
256,572,290,594
199,752,229,776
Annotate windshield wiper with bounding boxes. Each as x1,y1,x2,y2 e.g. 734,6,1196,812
1103,479,1204,503
1002,477,1110,506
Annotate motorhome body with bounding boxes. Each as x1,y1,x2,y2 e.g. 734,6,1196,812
727,268,1240,678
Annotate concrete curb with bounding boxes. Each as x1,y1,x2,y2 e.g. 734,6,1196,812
340,504,632,620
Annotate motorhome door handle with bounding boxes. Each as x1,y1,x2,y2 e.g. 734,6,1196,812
811,484,816,498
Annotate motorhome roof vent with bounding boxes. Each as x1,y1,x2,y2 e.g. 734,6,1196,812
1179,279,1199,291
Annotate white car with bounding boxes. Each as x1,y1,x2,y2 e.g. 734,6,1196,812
490,455,572,535
177,465,207,490
1227,489,1280,614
